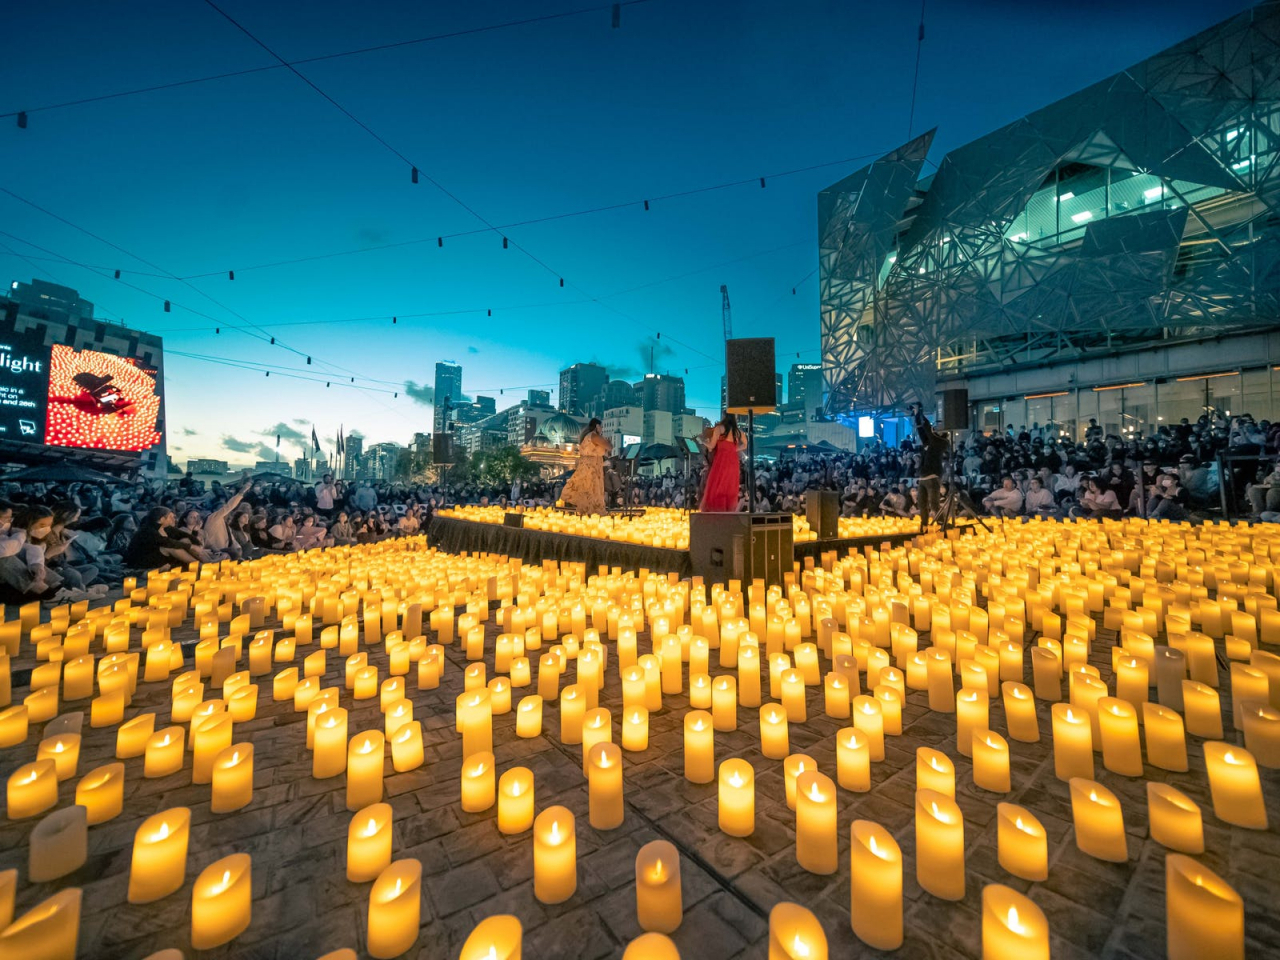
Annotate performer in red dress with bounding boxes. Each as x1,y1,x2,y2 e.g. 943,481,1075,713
700,413,748,511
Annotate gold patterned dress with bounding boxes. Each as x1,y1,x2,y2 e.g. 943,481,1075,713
560,432,611,514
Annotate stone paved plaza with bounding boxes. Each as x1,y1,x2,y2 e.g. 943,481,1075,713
1,548,1279,960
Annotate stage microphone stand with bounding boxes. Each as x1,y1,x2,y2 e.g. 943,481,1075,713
747,410,757,514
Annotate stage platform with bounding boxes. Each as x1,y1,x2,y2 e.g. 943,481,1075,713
428,515,932,576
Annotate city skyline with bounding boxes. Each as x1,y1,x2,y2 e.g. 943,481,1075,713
0,0,1248,466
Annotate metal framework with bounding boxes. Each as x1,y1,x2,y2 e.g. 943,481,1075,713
821,1,1280,418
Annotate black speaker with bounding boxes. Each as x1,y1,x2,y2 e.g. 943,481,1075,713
938,388,969,431
690,512,794,586
805,489,839,539
725,338,777,414
432,433,454,464
503,512,524,528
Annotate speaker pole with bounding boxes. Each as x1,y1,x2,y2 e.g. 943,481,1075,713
747,409,757,514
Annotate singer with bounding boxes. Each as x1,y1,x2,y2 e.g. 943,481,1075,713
560,418,612,515
700,413,748,511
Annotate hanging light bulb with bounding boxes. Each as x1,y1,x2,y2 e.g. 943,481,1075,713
411,167,419,184
326,382,331,387
559,278,564,287
643,200,650,211
114,269,120,279
16,112,27,129
438,237,443,247
270,337,275,345
163,301,171,312
487,309,492,317
215,327,220,334
760,177,766,188
265,371,270,378
229,270,235,280
306,357,312,365
392,316,397,324
502,237,509,249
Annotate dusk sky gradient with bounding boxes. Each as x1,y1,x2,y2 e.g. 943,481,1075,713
0,0,1253,468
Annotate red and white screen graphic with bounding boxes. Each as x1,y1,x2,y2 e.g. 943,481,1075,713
45,344,163,451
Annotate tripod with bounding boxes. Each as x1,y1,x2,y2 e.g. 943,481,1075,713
925,435,992,534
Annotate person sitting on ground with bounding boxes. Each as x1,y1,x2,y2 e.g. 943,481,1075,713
0,500,25,560
982,476,1024,517
106,513,137,556
44,501,101,592
1071,476,1122,519
293,514,327,551
1023,477,1056,517
124,507,202,570
1149,473,1191,522
328,510,357,546
201,480,251,560
0,507,62,603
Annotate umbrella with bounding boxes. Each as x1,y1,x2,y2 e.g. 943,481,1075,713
1,463,126,484
639,443,682,462
249,472,297,484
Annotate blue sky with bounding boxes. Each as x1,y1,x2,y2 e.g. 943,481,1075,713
0,0,1253,466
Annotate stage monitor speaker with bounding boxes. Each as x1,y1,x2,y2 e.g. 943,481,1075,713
938,388,969,431
805,489,839,540
725,337,777,414
433,433,454,465
690,512,794,587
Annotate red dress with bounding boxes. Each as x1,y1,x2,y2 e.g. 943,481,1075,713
701,436,741,511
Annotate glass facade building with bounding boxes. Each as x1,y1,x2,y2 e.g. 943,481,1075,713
820,2,1280,435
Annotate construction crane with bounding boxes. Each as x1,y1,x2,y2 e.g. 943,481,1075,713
720,284,732,340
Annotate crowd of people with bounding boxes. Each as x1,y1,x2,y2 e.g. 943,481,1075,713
0,410,1272,605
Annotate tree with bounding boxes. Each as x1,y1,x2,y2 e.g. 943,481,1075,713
479,446,539,486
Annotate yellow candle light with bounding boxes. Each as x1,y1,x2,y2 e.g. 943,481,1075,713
533,805,577,904
848,819,901,949
635,839,682,933
689,672,712,709
498,766,534,834
1165,854,1243,960
192,714,233,785
459,914,523,960
684,710,714,783
516,695,543,738
996,802,1047,881
1068,778,1128,861
836,727,870,792
227,685,257,722
795,770,837,874
823,673,850,719
982,883,1049,960
37,733,80,781
972,729,1011,792
191,853,252,950
768,901,827,960
384,699,413,740
1242,701,1280,767
852,695,884,761
1097,697,1143,776
313,707,349,779
128,807,191,902
1203,741,1267,829
211,743,253,812
144,727,185,778
352,665,378,700
915,789,965,900
0,704,28,746
560,684,586,744
621,706,649,752
0,888,81,960
459,689,493,758
783,754,815,810
1050,703,1093,781
347,802,393,881
1141,702,1188,771
1146,782,1204,853
780,668,806,722
1181,680,1223,738
28,805,87,882
75,762,124,824
759,704,789,759
460,750,497,813
738,645,761,707
1001,681,1040,742
718,758,754,836
347,731,385,811
367,860,421,959
581,707,612,776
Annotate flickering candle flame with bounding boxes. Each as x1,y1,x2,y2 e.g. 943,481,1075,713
1007,906,1024,934
793,934,810,958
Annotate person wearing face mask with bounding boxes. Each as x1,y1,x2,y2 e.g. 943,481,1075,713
0,500,25,560
0,506,63,603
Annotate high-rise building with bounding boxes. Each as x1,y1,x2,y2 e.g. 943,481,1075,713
186,459,228,475
592,379,637,419
528,389,551,406
343,434,364,479
634,374,685,414
433,361,463,436
789,363,824,417
6,279,94,325
559,363,609,416
775,373,784,406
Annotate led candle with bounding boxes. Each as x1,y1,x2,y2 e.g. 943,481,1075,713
1050,704,1093,781
71,762,122,825
460,914,523,960
515,695,543,738
973,730,1011,792
347,802,393,881
1203,741,1267,828
191,853,252,950
227,685,257,722
192,714,233,784
1095,697,1142,777
660,636,683,695
0,704,28,746
783,754,815,810
996,803,1047,881
1069,778,1128,861
460,689,494,758
760,704,789,759
128,807,191,902
1138,702,1187,771
24,686,58,724
352,665,378,700
844,819,902,949
498,767,534,834
37,733,80,781
581,707,612,775
684,710,714,783
852,695,884,761
560,684,586,744
1030,646,1061,701
1181,680,1223,738
144,727,185,778
1155,646,1186,710
533,806,577,904
718,758,754,836
712,675,737,731
537,652,561,701
1000,681,1039,742
621,706,649,752
780,668,806,722
272,667,299,702
836,727,870,791
768,901,827,960
0,867,15,931
635,839,682,933
738,645,762,707
915,789,965,900
1146,782,1203,853
384,699,413,741
982,883,1049,960
954,689,988,758
1242,701,1280,767
312,706,349,779
795,770,837,874
367,860,421,959
347,731,385,811
28,805,87,882
1165,854,1243,960
0,888,81,960
211,743,253,812
927,648,955,712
